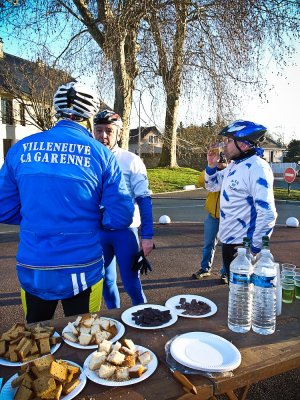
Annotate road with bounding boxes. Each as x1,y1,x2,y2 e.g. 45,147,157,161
1,197,299,234
152,198,300,225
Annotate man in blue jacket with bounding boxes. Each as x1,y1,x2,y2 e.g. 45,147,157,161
0,81,134,323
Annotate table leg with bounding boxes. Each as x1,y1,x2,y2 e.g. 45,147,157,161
224,384,250,400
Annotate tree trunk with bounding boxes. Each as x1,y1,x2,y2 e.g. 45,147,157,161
158,92,180,167
112,60,133,150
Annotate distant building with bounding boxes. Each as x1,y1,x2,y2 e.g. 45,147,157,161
0,39,96,167
0,38,44,166
263,136,285,163
129,126,162,155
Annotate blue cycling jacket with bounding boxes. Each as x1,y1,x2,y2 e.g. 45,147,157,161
0,120,134,300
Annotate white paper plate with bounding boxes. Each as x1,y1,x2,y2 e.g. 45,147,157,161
170,332,241,372
0,332,61,367
0,360,86,400
121,304,178,330
62,318,125,349
83,345,158,386
165,294,217,318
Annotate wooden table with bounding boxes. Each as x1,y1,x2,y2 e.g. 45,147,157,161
1,286,299,400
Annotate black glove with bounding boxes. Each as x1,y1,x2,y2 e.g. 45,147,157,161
132,250,153,275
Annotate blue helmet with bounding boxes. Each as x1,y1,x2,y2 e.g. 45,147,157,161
218,120,267,145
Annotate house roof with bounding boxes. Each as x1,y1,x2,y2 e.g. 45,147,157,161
0,52,73,95
263,136,285,150
129,126,161,143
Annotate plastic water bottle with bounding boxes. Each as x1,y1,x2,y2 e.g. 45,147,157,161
228,247,253,333
256,236,274,262
252,249,277,335
243,237,254,264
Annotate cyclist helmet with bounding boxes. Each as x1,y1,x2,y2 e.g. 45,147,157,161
94,110,123,128
218,120,267,145
53,81,99,119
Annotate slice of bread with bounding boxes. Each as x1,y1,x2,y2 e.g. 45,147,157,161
81,316,95,328
115,367,129,381
49,361,68,383
120,346,135,356
8,343,18,362
122,338,136,352
14,383,33,400
66,322,79,336
32,376,56,397
78,333,92,346
78,326,91,335
33,354,55,372
89,351,107,371
61,378,80,395
95,331,110,345
98,339,112,354
29,340,39,355
122,354,136,368
17,337,32,361
129,364,147,378
107,350,125,366
90,324,101,335
99,318,110,331
98,363,116,379
112,341,122,352
138,351,151,366
0,340,7,356
107,323,118,337
38,337,51,355
73,316,82,327
63,332,78,343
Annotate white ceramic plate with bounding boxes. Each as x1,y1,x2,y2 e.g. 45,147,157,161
165,294,217,318
62,318,125,349
170,332,241,372
83,345,158,387
121,304,178,330
0,332,61,367
0,360,86,400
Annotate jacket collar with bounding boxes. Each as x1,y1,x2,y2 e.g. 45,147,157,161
54,119,93,139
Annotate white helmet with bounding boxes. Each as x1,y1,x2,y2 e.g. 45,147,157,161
53,81,99,119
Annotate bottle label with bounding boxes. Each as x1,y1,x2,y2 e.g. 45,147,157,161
252,273,275,288
230,272,251,285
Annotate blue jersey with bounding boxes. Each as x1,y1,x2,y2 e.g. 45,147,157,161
0,120,134,300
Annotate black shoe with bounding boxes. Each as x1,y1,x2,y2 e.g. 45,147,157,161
220,273,228,284
192,269,211,279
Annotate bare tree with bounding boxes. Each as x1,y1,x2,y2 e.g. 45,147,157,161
0,1,148,148
0,54,71,130
142,0,300,167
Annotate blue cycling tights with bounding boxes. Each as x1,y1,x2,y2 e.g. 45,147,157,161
101,228,146,309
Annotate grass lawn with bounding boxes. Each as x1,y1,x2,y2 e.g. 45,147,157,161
148,167,300,201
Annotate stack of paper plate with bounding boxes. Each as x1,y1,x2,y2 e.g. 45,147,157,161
170,332,241,372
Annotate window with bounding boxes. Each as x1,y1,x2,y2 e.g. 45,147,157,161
1,98,14,125
3,139,12,159
148,135,158,144
20,103,26,126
